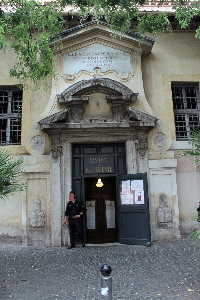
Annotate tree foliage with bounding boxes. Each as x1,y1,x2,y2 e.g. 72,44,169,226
188,228,200,240
183,130,200,164
0,0,199,85
0,149,25,200
0,0,65,85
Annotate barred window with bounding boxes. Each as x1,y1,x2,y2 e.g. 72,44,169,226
171,83,200,140
0,87,23,145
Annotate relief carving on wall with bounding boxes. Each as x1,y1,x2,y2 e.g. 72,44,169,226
156,194,173,224
30,135,45,150
152,132,167,147
51,146,62,161
29,199,45,228
110,104,127,123
62,68,132,83
136,142,148,159
107,95,133,123
69,104,85,123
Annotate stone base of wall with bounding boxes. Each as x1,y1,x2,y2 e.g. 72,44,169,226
152,223,181,241
179,220,200,235
0,234,22,245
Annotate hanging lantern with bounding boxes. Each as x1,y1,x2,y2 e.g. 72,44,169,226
96,178,104,188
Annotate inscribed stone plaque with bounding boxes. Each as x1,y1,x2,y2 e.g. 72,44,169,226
64,44,131,75
84,156,115,174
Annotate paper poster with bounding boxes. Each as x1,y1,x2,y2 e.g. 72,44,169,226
121,180,130,194
135,190,145,204
86,201,96,229
131,180,143,191
105,200,115,228
121,194,134,205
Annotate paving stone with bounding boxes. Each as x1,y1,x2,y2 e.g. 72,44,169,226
0,237,199,299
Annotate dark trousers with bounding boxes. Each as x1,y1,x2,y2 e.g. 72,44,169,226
69,218,84,246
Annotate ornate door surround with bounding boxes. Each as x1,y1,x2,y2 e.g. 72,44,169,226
39,78,158,246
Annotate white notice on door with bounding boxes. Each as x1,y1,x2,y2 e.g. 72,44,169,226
121,194,134,205
105,200,115,228
86,200,96,229
121,180,130,194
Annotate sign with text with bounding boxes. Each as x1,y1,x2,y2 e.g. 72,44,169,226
64,44,131,75
84,156,115,174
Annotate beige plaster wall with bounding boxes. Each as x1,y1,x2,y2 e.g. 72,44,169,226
174,151,200,233
1,28,200,242
142,32,200,140
142,31,200,235
0,35,52,153
0,193,22,236
0,42,52,239
83,93,113,122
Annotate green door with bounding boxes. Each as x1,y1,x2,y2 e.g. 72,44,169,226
117,173,151,245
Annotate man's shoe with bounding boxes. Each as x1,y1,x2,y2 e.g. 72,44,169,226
67,245,75,249
82,242,85,247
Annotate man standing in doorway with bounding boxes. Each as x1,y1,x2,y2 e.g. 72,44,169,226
64,191,86,249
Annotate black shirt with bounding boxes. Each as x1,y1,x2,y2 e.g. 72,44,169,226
65,200,86,217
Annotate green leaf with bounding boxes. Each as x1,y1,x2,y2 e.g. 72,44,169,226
0,149,25,200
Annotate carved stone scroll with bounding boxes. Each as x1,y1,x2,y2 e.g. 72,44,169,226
58,96,89,124
111,103,127,123
69,104,85,123
107,96,133,123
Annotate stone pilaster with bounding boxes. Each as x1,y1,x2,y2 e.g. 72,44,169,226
50,145,63,246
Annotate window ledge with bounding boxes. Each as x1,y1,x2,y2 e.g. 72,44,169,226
170,140,193,150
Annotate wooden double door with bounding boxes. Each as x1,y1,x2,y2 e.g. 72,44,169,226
85,177,118,243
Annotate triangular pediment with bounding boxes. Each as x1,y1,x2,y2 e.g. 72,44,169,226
128,108,158,127
38,109,68,126
38,106,157,131
51,20,154,55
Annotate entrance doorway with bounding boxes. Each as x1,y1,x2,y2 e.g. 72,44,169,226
85,177,118,243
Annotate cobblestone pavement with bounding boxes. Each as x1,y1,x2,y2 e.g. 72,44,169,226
0,237,199,300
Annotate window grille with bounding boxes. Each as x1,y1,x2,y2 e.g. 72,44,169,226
171,83,200,140
0,87,22,145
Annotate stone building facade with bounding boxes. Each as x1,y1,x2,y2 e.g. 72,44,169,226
0,16,200,246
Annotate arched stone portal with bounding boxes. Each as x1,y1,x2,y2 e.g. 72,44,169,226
58,77,138,98
39,78,158,246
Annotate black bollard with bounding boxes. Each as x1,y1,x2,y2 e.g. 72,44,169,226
100,264,112,300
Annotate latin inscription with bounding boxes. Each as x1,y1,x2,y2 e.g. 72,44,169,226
64,44,131,75
84,156,115,174
67,51,128,67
